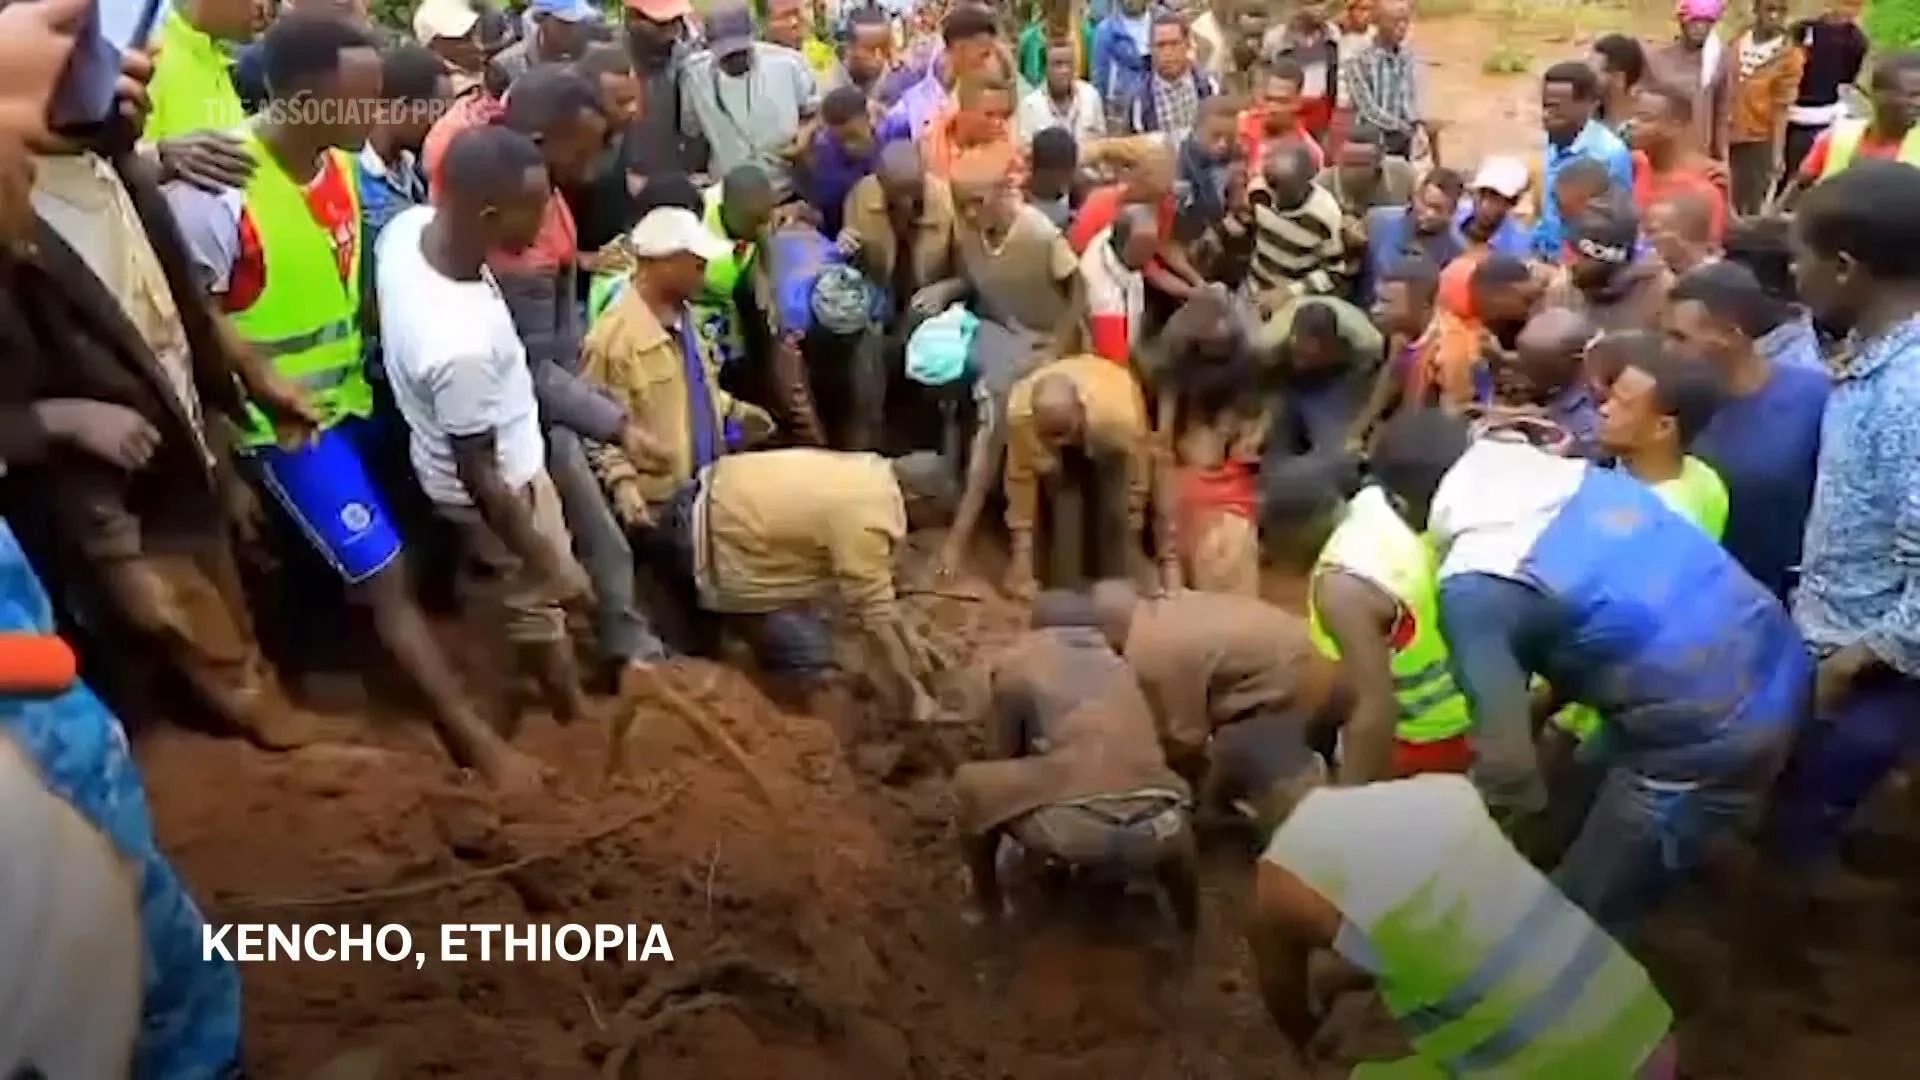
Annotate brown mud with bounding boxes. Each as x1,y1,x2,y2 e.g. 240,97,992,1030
138,14,1920,1080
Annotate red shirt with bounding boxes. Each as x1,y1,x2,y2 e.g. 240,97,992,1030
1797,126,1904,180
223,152,357,314
489,190,579,273
1630,151,1729,243
1235,110,1326,174
423,90,497,193
1067,185,1176,255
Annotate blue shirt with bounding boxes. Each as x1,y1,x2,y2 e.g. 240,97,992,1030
802,130,878,237
1756,308,1827,373
356,144,427,371
1090,13,1151,103
1794,315,1920,675
1533,120,1633,261
1360,205,1530,305
1695,361,1828,601
1544,384,1601,458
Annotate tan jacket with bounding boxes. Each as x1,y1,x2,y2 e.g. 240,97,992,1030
952,627,1189,836
843,173,961,293
579,286,773,512
1121,591,1337,763
694,448,905,624
1003,354,1152,536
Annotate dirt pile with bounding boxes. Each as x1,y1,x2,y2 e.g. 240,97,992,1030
139,589,1920,1079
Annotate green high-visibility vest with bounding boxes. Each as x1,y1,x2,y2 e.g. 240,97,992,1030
1819,119,1920,180
696,185,755,368
147,11,247,142
1307,486,1472,747
1269,776,1673,1078
588,271,628,325
228,133,370,447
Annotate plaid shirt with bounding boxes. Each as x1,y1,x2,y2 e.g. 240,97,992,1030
1128,68,1214,139
1341,40,1422,135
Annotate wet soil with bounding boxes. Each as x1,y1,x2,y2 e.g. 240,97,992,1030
138,13,1920,1079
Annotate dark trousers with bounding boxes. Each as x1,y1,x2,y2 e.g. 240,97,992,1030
1782,122,1827,185
1767,666,1920,869
1035,450,1132,588
1728,141,1777,216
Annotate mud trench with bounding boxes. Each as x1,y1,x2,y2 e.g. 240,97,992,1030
134,546,1920,1079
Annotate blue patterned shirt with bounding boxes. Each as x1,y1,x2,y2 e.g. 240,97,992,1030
1795,314,1920,675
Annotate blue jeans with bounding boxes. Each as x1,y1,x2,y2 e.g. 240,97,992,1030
1767,667,1920,868
1551,764,1754,942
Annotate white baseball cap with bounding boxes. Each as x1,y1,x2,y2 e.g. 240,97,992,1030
413,0,481,43
629,208,732,262
1470,156,1531,201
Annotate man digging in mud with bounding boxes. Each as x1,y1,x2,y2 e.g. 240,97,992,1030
1089,579,1346,823
649,446,960,727
983,354,1170,600
952,591,1200,936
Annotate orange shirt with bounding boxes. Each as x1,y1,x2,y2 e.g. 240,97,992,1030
1415,250,1490,410
920,106,1028,189
1235,109,1326,172
1630,151,1729,243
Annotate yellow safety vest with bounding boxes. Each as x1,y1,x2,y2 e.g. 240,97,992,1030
1270,776,1673,1078
227,132,370,446
1307,486,1472,746
1819,119,1920,180
146,11,247,142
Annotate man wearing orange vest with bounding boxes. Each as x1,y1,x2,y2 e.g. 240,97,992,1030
1783,49,1920,207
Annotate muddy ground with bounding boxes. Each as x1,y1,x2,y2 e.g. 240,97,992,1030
139,12,1920,1079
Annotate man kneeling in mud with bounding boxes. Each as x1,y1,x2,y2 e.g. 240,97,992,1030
952,591,1200,934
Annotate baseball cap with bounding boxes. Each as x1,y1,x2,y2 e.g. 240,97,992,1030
528,0,599,21
412,0,480,42
625,0,693,19
629,208,733,262
1470,156,1530,201
1570,202,1640,265
704,3,757,59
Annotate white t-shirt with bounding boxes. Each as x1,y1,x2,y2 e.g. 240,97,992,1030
375,206,546,507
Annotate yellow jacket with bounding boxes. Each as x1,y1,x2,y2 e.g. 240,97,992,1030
580,285,773,514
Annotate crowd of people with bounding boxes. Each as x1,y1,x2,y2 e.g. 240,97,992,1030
1,0,1916,1074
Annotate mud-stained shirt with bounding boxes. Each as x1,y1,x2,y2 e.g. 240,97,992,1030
694,448,906,623
1121,591,1334,761
953,627,1188,835
1004,354,1152,535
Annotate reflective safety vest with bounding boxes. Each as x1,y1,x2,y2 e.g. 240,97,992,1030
1307,486,1472,746
146,11,247,142
228,133,371,447
1268,776,1673,1078
588,271,628,325
1819,119,1920,180
696,185,756,369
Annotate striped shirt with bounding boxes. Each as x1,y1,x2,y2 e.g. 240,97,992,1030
1341,40,1423,136
1249,185,1347,299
